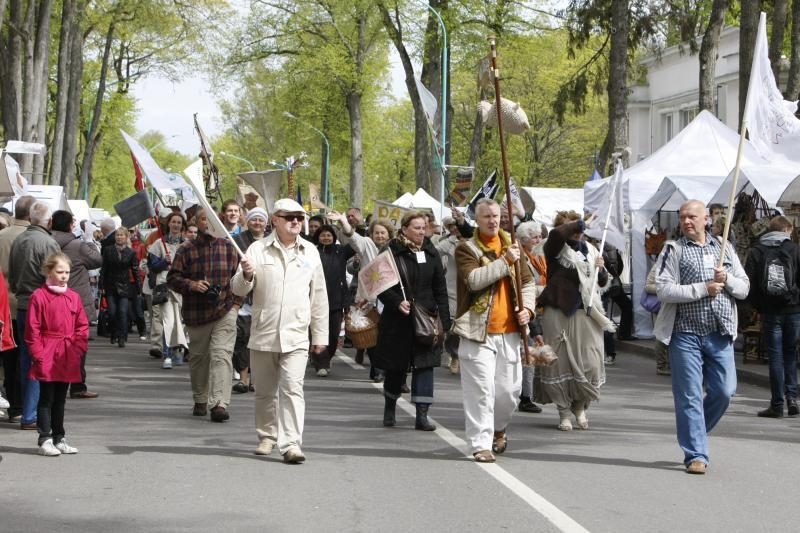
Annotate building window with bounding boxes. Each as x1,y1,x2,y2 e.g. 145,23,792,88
680,108,697,129
664,114,673,142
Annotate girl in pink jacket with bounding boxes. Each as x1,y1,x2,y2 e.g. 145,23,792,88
26,252,88,456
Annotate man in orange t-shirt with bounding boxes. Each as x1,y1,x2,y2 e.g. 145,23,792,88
452,199,536,463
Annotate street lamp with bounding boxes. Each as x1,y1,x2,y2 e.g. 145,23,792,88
283,111,331,207
219,151,256,172
270,152,310,200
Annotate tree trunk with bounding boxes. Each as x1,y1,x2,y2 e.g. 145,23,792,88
49,0,75,187
698,0,729,113
77,21,115,200
20,0,36,174
739,0,760,128
61,0,86,197
27,0,53,183
346,91,364,209
598,0,629,173
467,86,486,168
421,0,447,200
786,0,800,97
770,0,789,85
1,0,24,142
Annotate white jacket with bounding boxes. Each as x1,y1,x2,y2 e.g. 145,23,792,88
231,234,329,353
654,236,749,344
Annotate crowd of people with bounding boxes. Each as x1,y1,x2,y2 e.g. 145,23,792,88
1,190,794,475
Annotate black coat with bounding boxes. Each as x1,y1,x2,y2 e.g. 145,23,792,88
318,242,356,310
374,237,450,372
101,245,139,297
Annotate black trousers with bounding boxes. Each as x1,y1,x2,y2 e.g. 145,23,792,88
232,314,251,372
37,382,69,446
312,309,344,371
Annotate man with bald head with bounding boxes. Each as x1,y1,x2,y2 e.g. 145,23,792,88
655,200,749,475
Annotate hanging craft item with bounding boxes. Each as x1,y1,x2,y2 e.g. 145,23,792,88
478,97,530,135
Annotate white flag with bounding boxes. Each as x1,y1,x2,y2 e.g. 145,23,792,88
743,12,800,161
120,130,184,191
585,161,626,252
4,140,46,155
414,77,438,133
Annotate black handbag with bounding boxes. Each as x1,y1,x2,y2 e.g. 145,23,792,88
152,283,169,306
398,254,444,347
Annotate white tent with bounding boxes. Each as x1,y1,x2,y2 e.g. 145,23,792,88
68,200,91,225
393,192,413,207
519,187,583,227
708,164,800,208
393,188,445,222
631,175,728,337
584,110,764,215
3,185,70,215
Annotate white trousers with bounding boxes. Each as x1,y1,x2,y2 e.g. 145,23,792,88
459,333,522,454
250,348,308,455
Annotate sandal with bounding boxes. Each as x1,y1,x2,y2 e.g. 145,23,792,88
557,419,573,431
492,430,507,454
473,450,496,463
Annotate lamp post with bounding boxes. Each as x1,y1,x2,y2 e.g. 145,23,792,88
219,151,256,172
283,111,330,207
270,153,310,200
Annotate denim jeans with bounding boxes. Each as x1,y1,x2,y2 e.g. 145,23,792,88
669,331,737,466
106,292,129,341
761,312,800,409
384,367,433,404
16,309,39,425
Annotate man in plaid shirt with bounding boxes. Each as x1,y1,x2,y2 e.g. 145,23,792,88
655,200,749,475
168,208,241,423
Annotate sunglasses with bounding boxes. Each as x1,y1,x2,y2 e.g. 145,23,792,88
277,214,305,222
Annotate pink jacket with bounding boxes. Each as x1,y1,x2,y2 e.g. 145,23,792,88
25,286,88,383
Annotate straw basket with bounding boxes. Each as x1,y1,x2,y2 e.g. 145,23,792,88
345,308,380,349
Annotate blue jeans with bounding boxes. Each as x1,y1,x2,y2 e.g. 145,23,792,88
669,331,737,466
106,292,129,341
762,313,800,409
17,309,39,425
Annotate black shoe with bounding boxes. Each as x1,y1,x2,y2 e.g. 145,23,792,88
118,338,126,348
757,406,784,418
383,397,396,427
414,404,436,431
519,397,542,413
232,382,249,394
149,348,162,359
618,335,639,341
788,399,799,417
210,405,230,422
355,349,365,365
192,403,207,417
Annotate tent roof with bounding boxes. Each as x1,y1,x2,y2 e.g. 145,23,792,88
393,192,413,207
584,110,764,213
520,187,583,226
709,164,800,207
67,200,91,224
640,175,727,216
393,188,445,222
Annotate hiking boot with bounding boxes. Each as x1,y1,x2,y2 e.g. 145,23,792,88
192,403,207,417
757,406,784,418
788,399,799,417
519,397,542,413
383,397,396,427
210,405,230,422
414,404,436,431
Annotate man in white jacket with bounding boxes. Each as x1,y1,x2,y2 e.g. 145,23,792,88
655,200,749,475
231,198,328,464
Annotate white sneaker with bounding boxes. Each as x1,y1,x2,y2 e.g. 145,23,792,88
0,393,9,409
233,370,241,380
139,336,147,341
316,368,328,377
254,440,275,455
162,357,173,369
55,439,79,454
38,439,61,457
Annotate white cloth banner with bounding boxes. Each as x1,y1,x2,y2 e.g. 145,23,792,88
414,77,438,133
120,130,184,191
4,140,46,155
585,161,626,252
744,12,800,161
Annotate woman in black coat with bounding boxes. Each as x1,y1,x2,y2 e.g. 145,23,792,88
314,224,356,376
100,227,140,348
375,212,450,431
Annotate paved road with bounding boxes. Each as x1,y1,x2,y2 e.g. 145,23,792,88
1,339,798,533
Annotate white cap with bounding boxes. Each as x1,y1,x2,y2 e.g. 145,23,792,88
159,208,173,218
273,198,306,214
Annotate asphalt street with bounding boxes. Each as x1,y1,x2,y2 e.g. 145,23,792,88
1,339,798,533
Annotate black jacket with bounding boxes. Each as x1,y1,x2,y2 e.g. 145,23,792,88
101,245,139,297
745,234,800,314
374,237,450,372
317,242,356,311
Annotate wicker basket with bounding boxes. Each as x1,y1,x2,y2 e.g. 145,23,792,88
345,309,380,349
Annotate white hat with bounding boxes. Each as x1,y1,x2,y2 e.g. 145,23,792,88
273,198,306,214
158,207,173,218
245,207,269,222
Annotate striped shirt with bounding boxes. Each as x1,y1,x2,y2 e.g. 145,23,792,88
674,236,737,337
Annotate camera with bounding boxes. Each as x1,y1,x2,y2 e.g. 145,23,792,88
205,284,222,302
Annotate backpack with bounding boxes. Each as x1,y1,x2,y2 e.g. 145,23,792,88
759,242,796,303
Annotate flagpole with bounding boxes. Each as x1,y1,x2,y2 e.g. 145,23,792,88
586,158,622,316
718,12,766,270
488,35,531,362
185,175,246,259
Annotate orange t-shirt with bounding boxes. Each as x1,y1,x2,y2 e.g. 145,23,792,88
481,233,518,334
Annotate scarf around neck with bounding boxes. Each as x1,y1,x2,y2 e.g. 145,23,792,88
397,233,422,252
46,279,68,294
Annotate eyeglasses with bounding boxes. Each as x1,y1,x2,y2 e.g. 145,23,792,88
277,214,305,222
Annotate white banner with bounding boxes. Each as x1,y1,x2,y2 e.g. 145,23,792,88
120,130,185,191
4,140,46,155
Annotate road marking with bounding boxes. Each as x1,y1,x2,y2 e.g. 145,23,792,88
337,353,591,533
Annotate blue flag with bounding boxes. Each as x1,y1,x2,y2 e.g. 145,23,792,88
588,169,602,182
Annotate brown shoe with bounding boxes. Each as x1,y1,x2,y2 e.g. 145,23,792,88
192,403,207,417
686,460,707,475
210,405,230,422
70,391,99,399
20,422,38,430
492,430,507,454
473,450,495,463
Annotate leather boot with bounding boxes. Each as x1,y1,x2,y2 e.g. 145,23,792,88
383,397,396,427
415,404,436,431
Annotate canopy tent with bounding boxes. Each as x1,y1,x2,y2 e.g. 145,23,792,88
393,188,445,223
519,187,583,227
2,185,70,215
708,164,800,208
584,110,763,215
67,200,91,226
630,175,728,337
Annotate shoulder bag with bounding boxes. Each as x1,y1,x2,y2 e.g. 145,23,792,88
398,252,444,348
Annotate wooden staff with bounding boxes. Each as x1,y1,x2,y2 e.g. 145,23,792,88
488,35,532,363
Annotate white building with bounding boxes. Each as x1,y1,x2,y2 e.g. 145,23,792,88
629,26,743,163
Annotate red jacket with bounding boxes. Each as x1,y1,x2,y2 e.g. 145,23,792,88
0,271,15,351
25,286,88,383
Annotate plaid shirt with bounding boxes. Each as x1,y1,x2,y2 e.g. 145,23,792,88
674,236,737,337
167,232,241,326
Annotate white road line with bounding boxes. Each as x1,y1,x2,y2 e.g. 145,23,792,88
337,353,591,533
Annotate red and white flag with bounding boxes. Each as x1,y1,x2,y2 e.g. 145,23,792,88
358,250,401,300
